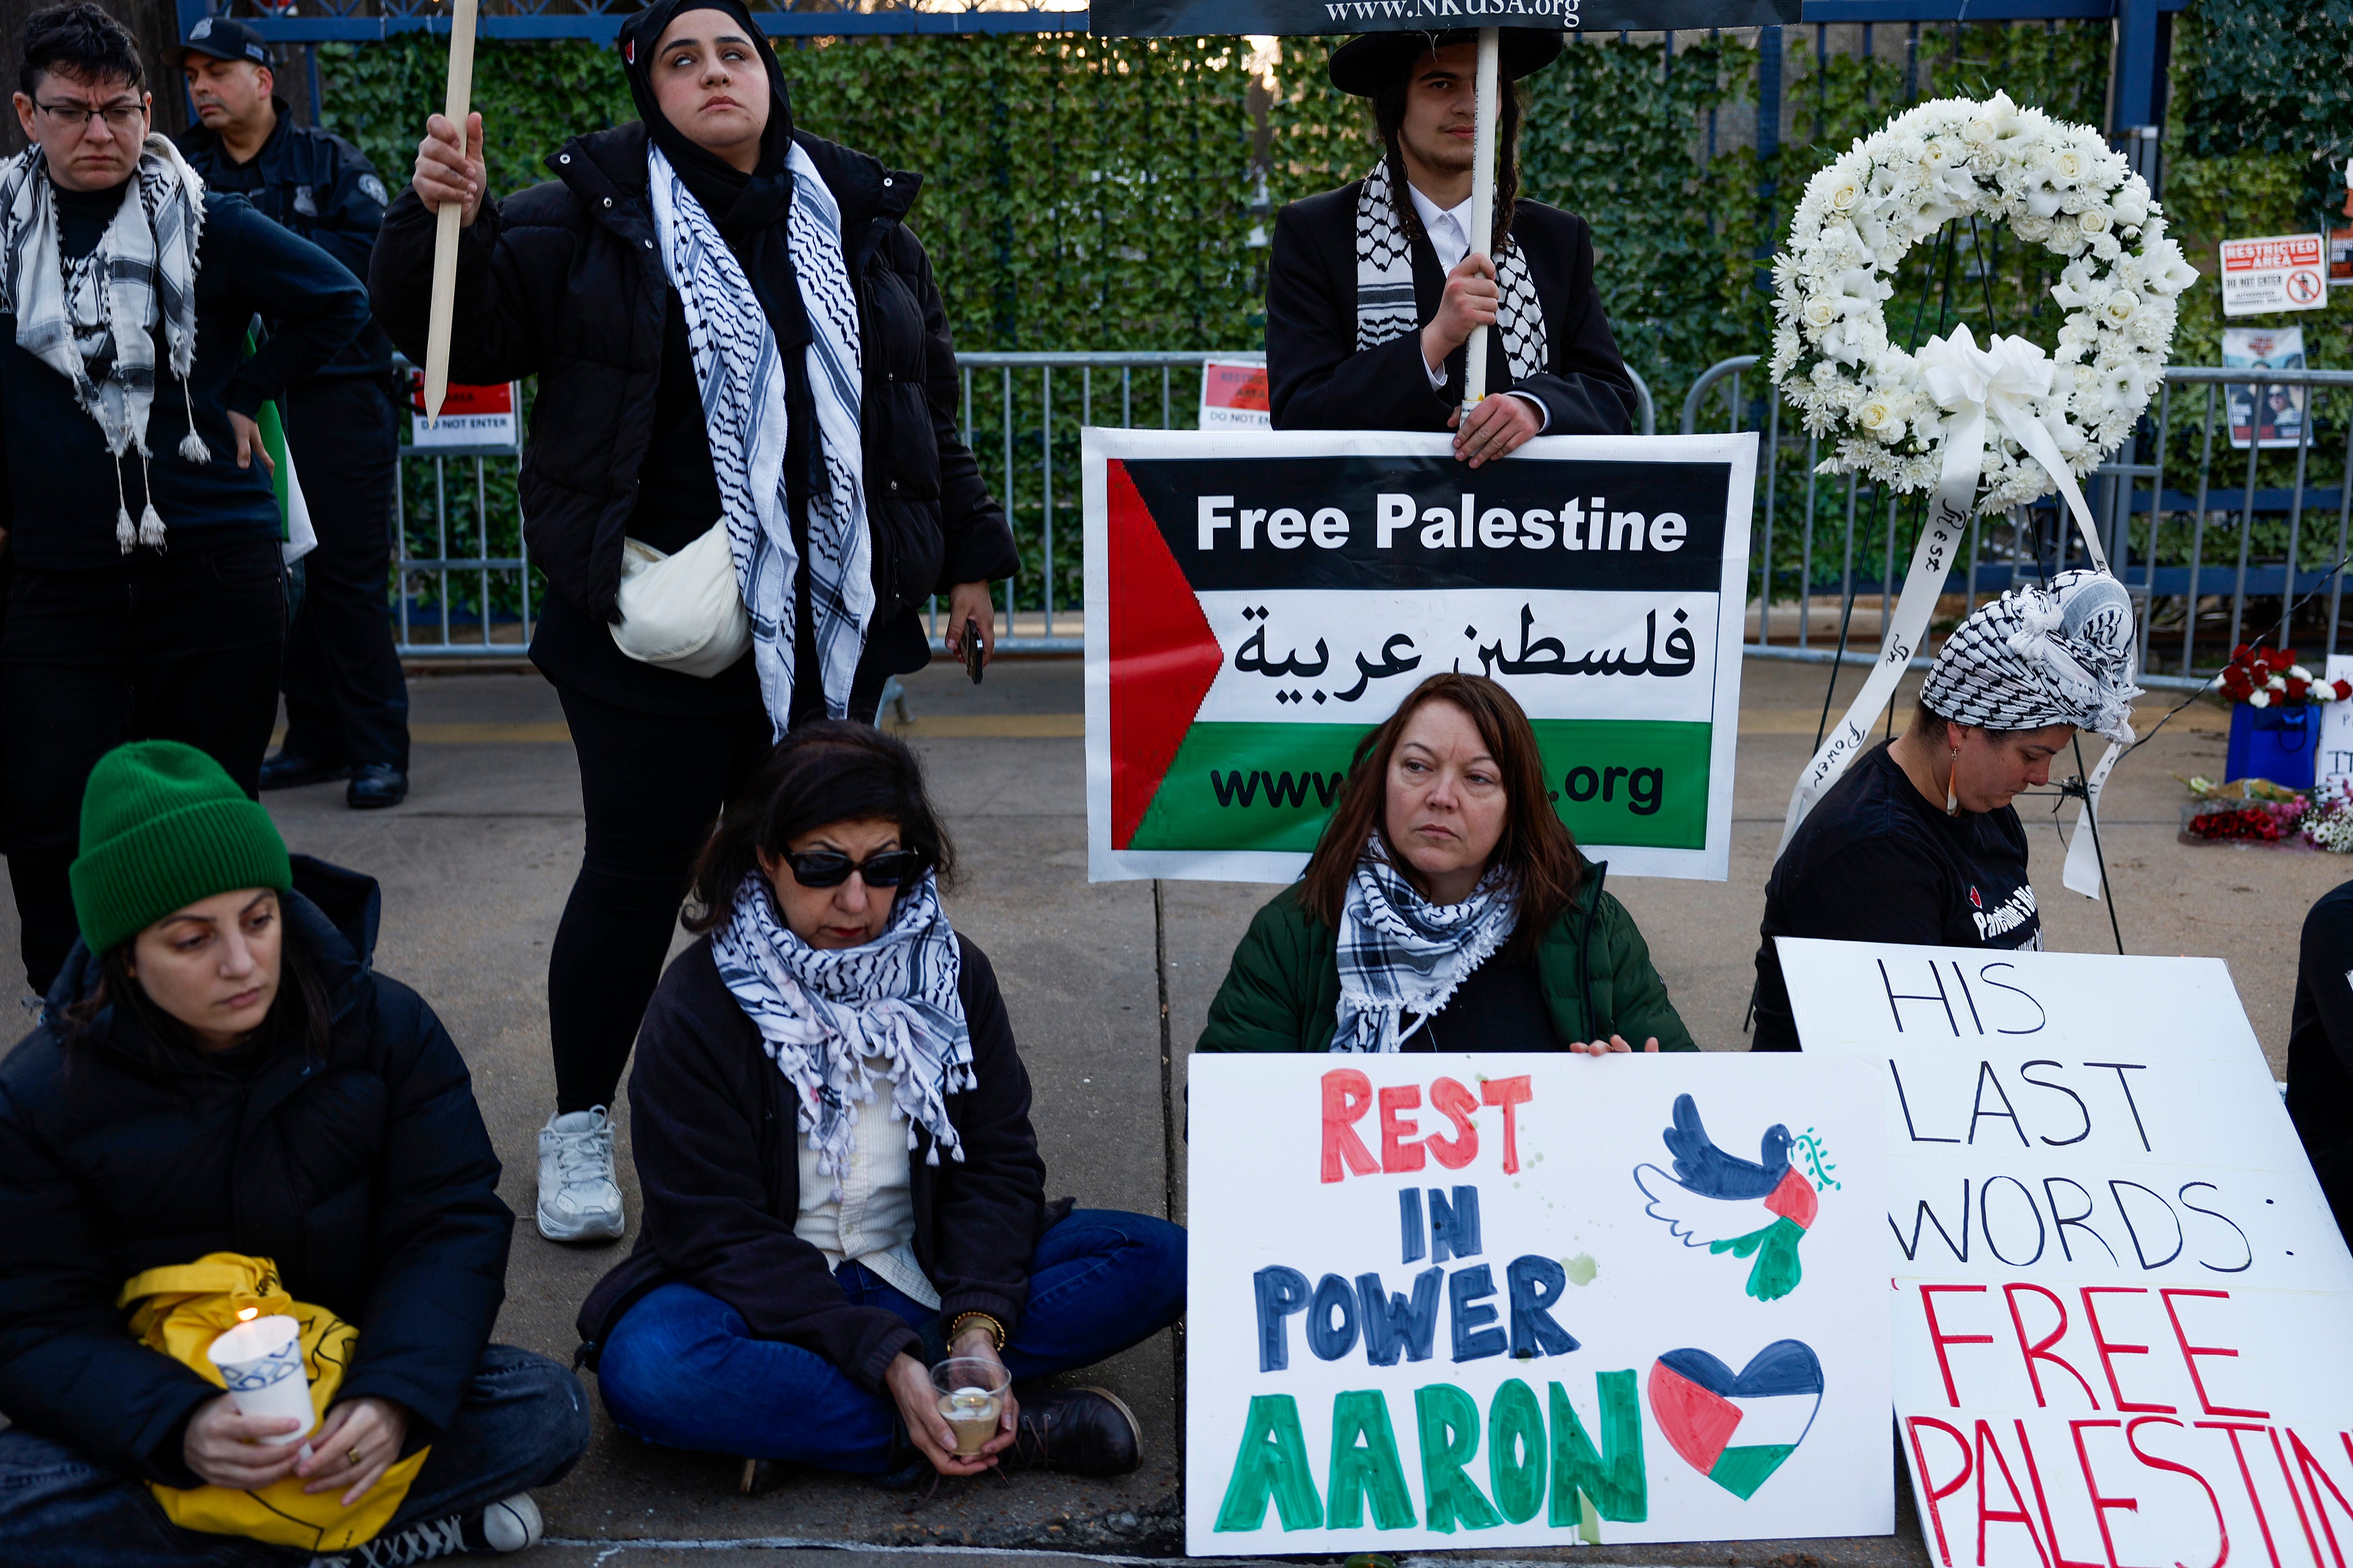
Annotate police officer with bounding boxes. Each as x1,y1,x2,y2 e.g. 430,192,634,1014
179,17,412,809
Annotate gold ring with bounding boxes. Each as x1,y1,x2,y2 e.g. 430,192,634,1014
347,1446,364,1467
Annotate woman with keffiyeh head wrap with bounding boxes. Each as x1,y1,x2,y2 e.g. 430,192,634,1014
577,723,1186,1488
368,0,1018,1249
1197,672,1697,1056
1751,570,2143,1053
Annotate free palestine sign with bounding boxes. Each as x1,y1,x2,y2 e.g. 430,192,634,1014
1092,0,1797,37
1780,939,2353,1568
1080,427,1755,884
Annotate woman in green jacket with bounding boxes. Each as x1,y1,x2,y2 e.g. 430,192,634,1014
1198,672,1695,1055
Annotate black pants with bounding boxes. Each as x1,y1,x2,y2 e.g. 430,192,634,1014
281,376,410,771
547,660,892,1114
0,537,284,993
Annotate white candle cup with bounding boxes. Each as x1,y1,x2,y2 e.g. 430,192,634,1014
930,1356,1010,1457
204,1315,316,1444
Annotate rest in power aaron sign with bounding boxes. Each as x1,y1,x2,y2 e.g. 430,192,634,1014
1082,429,1756,883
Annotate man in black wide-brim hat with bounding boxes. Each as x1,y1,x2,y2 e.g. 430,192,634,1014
1265,29,1636,463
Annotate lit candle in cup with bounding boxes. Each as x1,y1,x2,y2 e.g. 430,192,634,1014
930,1357,1011,1457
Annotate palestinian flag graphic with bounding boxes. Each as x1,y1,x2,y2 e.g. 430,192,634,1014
1649,1339,1824,1501
1081,429,1756,883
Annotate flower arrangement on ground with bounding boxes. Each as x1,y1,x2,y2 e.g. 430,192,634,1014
1770,90,2199,510
2215,644,2351,709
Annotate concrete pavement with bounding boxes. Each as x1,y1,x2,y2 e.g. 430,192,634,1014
0,650,2328,1563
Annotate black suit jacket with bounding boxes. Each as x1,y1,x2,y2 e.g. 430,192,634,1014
1266,182,1636,435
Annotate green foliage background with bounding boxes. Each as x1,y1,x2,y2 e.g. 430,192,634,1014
319,4,2353,645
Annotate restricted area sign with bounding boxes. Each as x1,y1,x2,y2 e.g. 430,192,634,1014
2219,234,2327,317
1200,361,1272,431
407,372,520,451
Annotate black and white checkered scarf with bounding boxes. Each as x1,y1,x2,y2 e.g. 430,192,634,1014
1355,157,1546,384
711,869,973,1196
1919,570,2141,744
649,140,874,733
0,138,210,552
1332,834,1520,1053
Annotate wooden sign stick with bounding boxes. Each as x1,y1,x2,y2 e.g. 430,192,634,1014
1460,24,1500,417
422,0,479,426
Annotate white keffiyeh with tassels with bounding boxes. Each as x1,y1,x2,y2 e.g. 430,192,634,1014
0,137,211,552
1331,835,1521,1053
1355,158,1546,383
711,869,974,1197
648,141,875,735
1918,570,2142,745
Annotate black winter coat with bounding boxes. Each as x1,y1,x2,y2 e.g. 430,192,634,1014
369,122,1016,627
576,935,1058,1394
1267,182,1636,436
0,858,512,1487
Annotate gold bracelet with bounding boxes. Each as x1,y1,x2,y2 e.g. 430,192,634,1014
948,1311,1006,1352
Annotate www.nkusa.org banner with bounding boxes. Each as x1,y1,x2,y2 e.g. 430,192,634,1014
1082,429,1756,884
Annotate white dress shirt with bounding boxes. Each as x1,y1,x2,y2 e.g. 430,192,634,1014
1405,181,1548,429
794,1063,939,1308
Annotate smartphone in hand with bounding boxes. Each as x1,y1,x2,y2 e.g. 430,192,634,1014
962,617,984,684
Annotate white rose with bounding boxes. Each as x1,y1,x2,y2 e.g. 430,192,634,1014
1804,296,1838,329
2111,184,2149,225
1922,138,1954,167
2053,148,2086,183
2251,689,2274,709
2101,290,2138,325
2078,207,2112,234
1857,397,1901,435
1963,116,1996,145
2293,665,2315,682
1828,178,1861,213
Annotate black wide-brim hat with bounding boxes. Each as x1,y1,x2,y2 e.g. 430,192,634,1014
1327,28,1565,96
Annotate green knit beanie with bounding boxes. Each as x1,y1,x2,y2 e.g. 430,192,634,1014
70,741,292,954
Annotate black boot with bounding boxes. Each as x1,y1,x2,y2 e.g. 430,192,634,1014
1000,1387,1142,1478
259,749,346,790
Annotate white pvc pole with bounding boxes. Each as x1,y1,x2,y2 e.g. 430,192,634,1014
423,0,478,426
1460,24,1500,418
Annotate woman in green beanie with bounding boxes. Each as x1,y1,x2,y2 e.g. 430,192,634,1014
0,740,589,1561
1197,673,1696,1056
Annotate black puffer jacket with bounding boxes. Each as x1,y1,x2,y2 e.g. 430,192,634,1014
369,122,1015,626
0,858,511,1487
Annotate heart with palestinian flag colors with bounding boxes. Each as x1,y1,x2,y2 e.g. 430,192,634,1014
1647,1340,1824,1500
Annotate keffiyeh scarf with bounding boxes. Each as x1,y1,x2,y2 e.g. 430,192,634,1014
1355,157,1546,384
649,141,875,734
1332,836,1521,1053
0,138,210,552
712,869,974,1195
1919,570,2143,745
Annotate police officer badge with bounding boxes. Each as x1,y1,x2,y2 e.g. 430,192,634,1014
358,174,389,207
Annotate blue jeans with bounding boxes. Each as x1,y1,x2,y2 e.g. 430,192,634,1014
0,1344,591,1566
596,1208,1186,1473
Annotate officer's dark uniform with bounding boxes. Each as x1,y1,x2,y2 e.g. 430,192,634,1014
178,65,412,798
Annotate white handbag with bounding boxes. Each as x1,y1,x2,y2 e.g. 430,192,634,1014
607,523,753,679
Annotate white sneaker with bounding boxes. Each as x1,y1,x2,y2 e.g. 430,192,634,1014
478,1493,543,1552
537,1108,624,1243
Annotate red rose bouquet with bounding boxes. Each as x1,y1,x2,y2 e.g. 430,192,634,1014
2217,645,2352,708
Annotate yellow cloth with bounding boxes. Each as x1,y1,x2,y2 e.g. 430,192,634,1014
118,1253,428,1551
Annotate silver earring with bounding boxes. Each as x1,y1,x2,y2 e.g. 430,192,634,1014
1945,746,1961,816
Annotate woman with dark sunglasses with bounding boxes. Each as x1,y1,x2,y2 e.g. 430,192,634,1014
574,722,1186,1488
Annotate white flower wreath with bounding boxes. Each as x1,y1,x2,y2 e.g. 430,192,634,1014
1769,90,2200,513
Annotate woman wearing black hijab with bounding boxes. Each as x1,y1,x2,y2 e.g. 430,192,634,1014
369,0,1016,1248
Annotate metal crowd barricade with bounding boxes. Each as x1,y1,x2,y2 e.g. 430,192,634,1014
1679,355,2353,694
387,350,1660,660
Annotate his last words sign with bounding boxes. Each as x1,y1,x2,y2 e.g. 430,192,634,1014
1186,1053,1890,1555
1781,939,2353,1568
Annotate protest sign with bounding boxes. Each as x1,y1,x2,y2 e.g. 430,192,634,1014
1091,0,1795,40
1779,938,2353,1568
1081,429,1755,883
2325,655,2353,787
1200,361,1272,430
1185,1051,1891,1556
2222,326,2310,451
2220,235,2328,318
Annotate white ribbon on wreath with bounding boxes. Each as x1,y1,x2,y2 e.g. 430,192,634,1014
1769,91,2198,899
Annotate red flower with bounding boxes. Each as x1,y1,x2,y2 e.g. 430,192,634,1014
2288,677,2311,702
2223,669,2256,700
2336,680,2352,702
2233,644,2254,662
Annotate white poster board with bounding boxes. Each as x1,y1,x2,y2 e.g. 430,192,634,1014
2220,234,2329,317
1186,1052,1891,1556
1780,938,2353,1568
1199,361,1272,430
2325,654,2353,788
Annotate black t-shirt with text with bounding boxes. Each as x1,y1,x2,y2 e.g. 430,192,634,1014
1751,741,2042,1051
